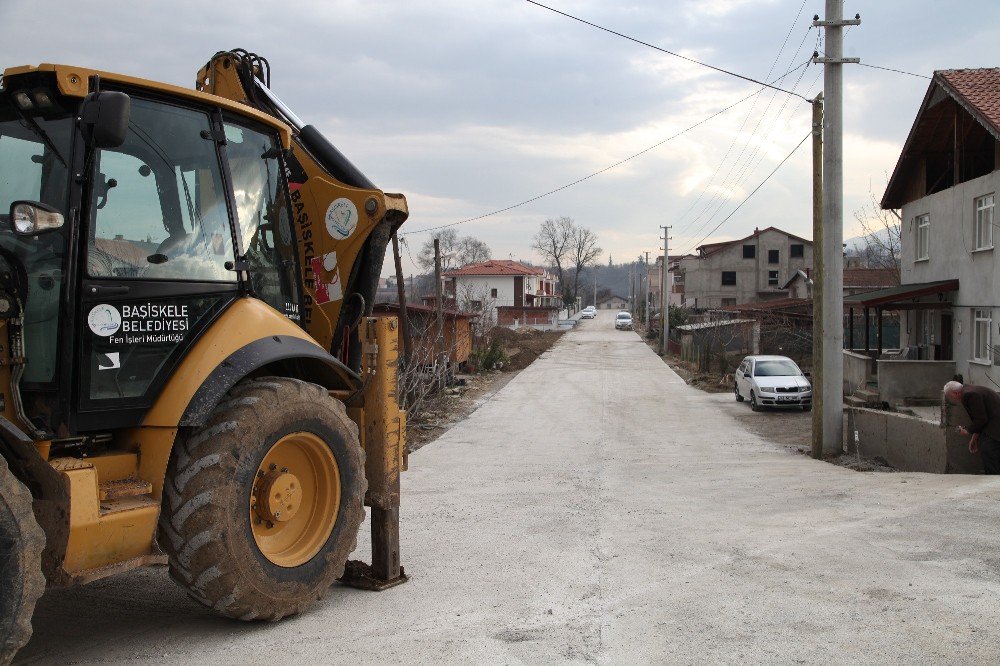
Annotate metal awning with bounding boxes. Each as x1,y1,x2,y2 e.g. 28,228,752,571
844,279,959,309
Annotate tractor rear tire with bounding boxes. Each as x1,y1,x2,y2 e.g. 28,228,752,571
0,456,45,666
158,377,366,621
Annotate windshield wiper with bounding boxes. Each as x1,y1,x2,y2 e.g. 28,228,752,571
10,106,68,169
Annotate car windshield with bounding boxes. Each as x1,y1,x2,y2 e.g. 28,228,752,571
753,360,800,377
616,313,630,319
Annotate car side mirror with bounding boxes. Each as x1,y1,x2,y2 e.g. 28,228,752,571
80,91,131,148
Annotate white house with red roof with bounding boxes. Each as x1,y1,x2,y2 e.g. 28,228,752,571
443,260,561,328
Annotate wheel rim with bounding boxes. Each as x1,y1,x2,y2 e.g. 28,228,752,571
251,432,340,568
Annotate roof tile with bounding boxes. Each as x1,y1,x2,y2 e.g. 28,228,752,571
443,260,544,277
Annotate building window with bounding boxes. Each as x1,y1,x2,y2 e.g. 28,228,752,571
790,244,804,258
490,288,498,298
975,194,994,250
973,309,992,362
470,300,483,311
721,271,736,286
673,274,684,284
742,245,756,259
768,249,779,264
915,214,930,260
768,270,779,286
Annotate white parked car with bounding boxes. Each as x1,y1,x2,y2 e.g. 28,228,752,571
615,311,633,330
580,306,596,319
734,355,812,412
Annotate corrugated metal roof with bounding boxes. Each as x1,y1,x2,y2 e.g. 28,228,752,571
844,279,959,307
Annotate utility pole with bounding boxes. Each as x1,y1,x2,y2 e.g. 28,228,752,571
391,232,412,361
636,255,642,323
810,94,824,460
659,226,672,355
644,251,650,329
593,267,598,308
433,238,445,388
629,264,635,317
814,5,860,456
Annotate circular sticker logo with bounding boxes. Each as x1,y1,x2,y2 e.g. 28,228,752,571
88,304,122,337
324,198,358,240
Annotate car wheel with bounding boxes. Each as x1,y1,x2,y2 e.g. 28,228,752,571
802,404,812,412
750,391,760,412
735,383,744,402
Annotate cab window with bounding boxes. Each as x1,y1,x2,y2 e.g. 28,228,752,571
88,98,235,282
224,122,300,322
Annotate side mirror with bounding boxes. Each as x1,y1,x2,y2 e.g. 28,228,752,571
10,201,64,235
80,91,131,148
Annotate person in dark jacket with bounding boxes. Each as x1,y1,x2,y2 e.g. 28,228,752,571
944,380,1000,474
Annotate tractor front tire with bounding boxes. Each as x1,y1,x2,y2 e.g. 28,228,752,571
0,456,45,665
159,377,366,621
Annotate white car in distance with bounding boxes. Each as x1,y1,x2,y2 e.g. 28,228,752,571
615,311,633,330
580,306,596,319
734,355,812,412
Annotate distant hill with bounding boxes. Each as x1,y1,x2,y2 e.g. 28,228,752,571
845,226,894,254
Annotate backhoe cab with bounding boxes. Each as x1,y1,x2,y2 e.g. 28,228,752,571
0,50,408,663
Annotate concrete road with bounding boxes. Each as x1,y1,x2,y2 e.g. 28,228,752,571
17,314,1000,664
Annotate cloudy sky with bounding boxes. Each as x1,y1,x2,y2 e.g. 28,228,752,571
3,0,996,277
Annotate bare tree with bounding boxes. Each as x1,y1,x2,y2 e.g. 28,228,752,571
569,225,601,304
532,216,575,305
457,236,491,266
417,230,491,271
417,229,460,271
852,182,901,276
455,281,498,338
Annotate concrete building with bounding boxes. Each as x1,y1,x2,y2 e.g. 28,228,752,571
597,295,628,310
443,260,561,329
648,256,687,313
875,68,1000,386
678,227,813,309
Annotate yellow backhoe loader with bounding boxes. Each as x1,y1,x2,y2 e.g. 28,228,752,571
0,49,408,663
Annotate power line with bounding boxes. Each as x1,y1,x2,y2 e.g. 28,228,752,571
858,62,930,79
403,60,810,236
524,0,811,102
674,18,815,237
680,53,815,242
672,6,812,235
679,131,811,255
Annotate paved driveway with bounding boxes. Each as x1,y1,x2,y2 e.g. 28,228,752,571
17,313,1000,663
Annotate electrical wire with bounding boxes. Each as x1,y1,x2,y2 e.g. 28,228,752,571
672,5,812,235
524,0,812,102
674,20,816,237
679,131,811,255
858,63,930,80
404,59,811,237
681,54,815,242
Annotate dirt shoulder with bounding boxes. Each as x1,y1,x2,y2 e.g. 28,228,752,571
407,328,564,452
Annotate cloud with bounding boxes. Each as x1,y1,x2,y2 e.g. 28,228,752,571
1,0,996,280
